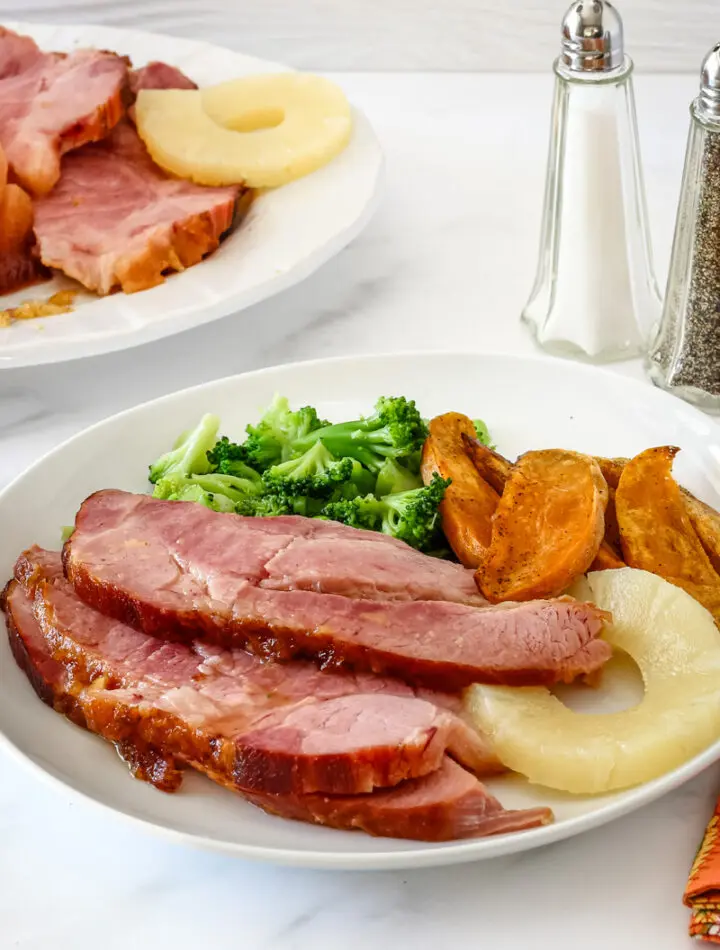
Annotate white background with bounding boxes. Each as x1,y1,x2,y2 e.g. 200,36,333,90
2,0,719,72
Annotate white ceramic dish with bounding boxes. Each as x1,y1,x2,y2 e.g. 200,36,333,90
2,352,720,870
0,22,383,369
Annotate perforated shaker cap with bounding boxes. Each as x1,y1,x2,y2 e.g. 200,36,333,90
560,0,624,72
699,43,720,119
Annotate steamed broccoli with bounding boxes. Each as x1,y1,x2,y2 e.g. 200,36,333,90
241,395,329,470
374,458,423,496
152,472,260,512
148,414,220,484
235,492,326,518
262,442,375,499
292,396,428,473
322,473,450,551
473,418,495,449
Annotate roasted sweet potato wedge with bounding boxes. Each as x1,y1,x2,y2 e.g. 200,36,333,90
476,449,608,602
421,413,499,568
615,446,720,621
589,541,625,571
464,439,624,570
594,457,628,490
461,436,513,494
601,454,720,574
682,490,720,575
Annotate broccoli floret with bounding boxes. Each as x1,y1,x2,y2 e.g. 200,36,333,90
153,476,236,512
293,396,428,473
323,473,450,551
206,436,263,480
148,414,220,484
235,492,326,519
375,458,423,496
242,395,329,471
473,418,495,449
153,472,259,512
262,442,362,498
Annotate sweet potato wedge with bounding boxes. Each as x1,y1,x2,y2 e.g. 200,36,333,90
589,542,625,571
615,446,720,621
682,490,720,575
464,439,623,570
594,457,628,490
461,436,513,494
421,413,499,568
476,449,608,602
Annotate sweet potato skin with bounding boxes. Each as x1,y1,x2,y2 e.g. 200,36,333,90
461,436,513,494
681,490,720,575
589,542,625,571
615,446,720,620
421,414,499,568
476,450,607,603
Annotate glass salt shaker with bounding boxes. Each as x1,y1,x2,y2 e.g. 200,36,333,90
521,0,661,362
646,45,720,412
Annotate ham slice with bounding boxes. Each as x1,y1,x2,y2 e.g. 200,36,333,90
4,556,552,841
128,62,197,94
11,547,502,796
247,758,552,842
0,27,127,196
33,123,242,294
63,490,612,691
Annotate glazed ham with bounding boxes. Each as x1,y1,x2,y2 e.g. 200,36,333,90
0,27,127,196
4,552,552,841
245,759,552,842
33,123,241,295
63,490,611,691
128,62,198,94
11,547,502,796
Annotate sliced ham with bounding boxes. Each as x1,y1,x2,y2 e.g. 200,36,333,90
63,490,612,691
246,759,552,842
11,547,502,796
128,62,197,94
0,27,127,196
33,123,242,295
4,561,551,841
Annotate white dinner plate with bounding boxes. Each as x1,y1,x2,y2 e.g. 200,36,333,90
0,22,383,369
2,352,720,870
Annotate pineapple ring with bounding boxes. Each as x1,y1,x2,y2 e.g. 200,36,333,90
135,73,353,189
466,568,720,794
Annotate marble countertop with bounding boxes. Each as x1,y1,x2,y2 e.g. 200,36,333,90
1,72,715,950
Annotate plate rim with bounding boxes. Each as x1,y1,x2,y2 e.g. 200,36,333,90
0,21,384,369
3,349,720,870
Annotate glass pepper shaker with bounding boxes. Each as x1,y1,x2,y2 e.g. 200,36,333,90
521,0,661,362
646,44,720,411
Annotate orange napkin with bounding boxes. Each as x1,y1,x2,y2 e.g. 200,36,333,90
685,797,720,941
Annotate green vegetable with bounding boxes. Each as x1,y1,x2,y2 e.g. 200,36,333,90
241,395,329,471
205,437,262,480
148,413,220,484
145,395,487,559
292,396,428,473
375,458,422,496
473,418,495,449
323,473,451,551
263,443,374,498
152,472,260,512
60,525,74,543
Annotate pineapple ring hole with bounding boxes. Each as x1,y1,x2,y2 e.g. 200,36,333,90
216,107,285,134
552,650,644,715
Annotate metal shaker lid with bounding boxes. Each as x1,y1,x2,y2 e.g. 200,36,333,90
698,43,720,119
560,0,624,72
